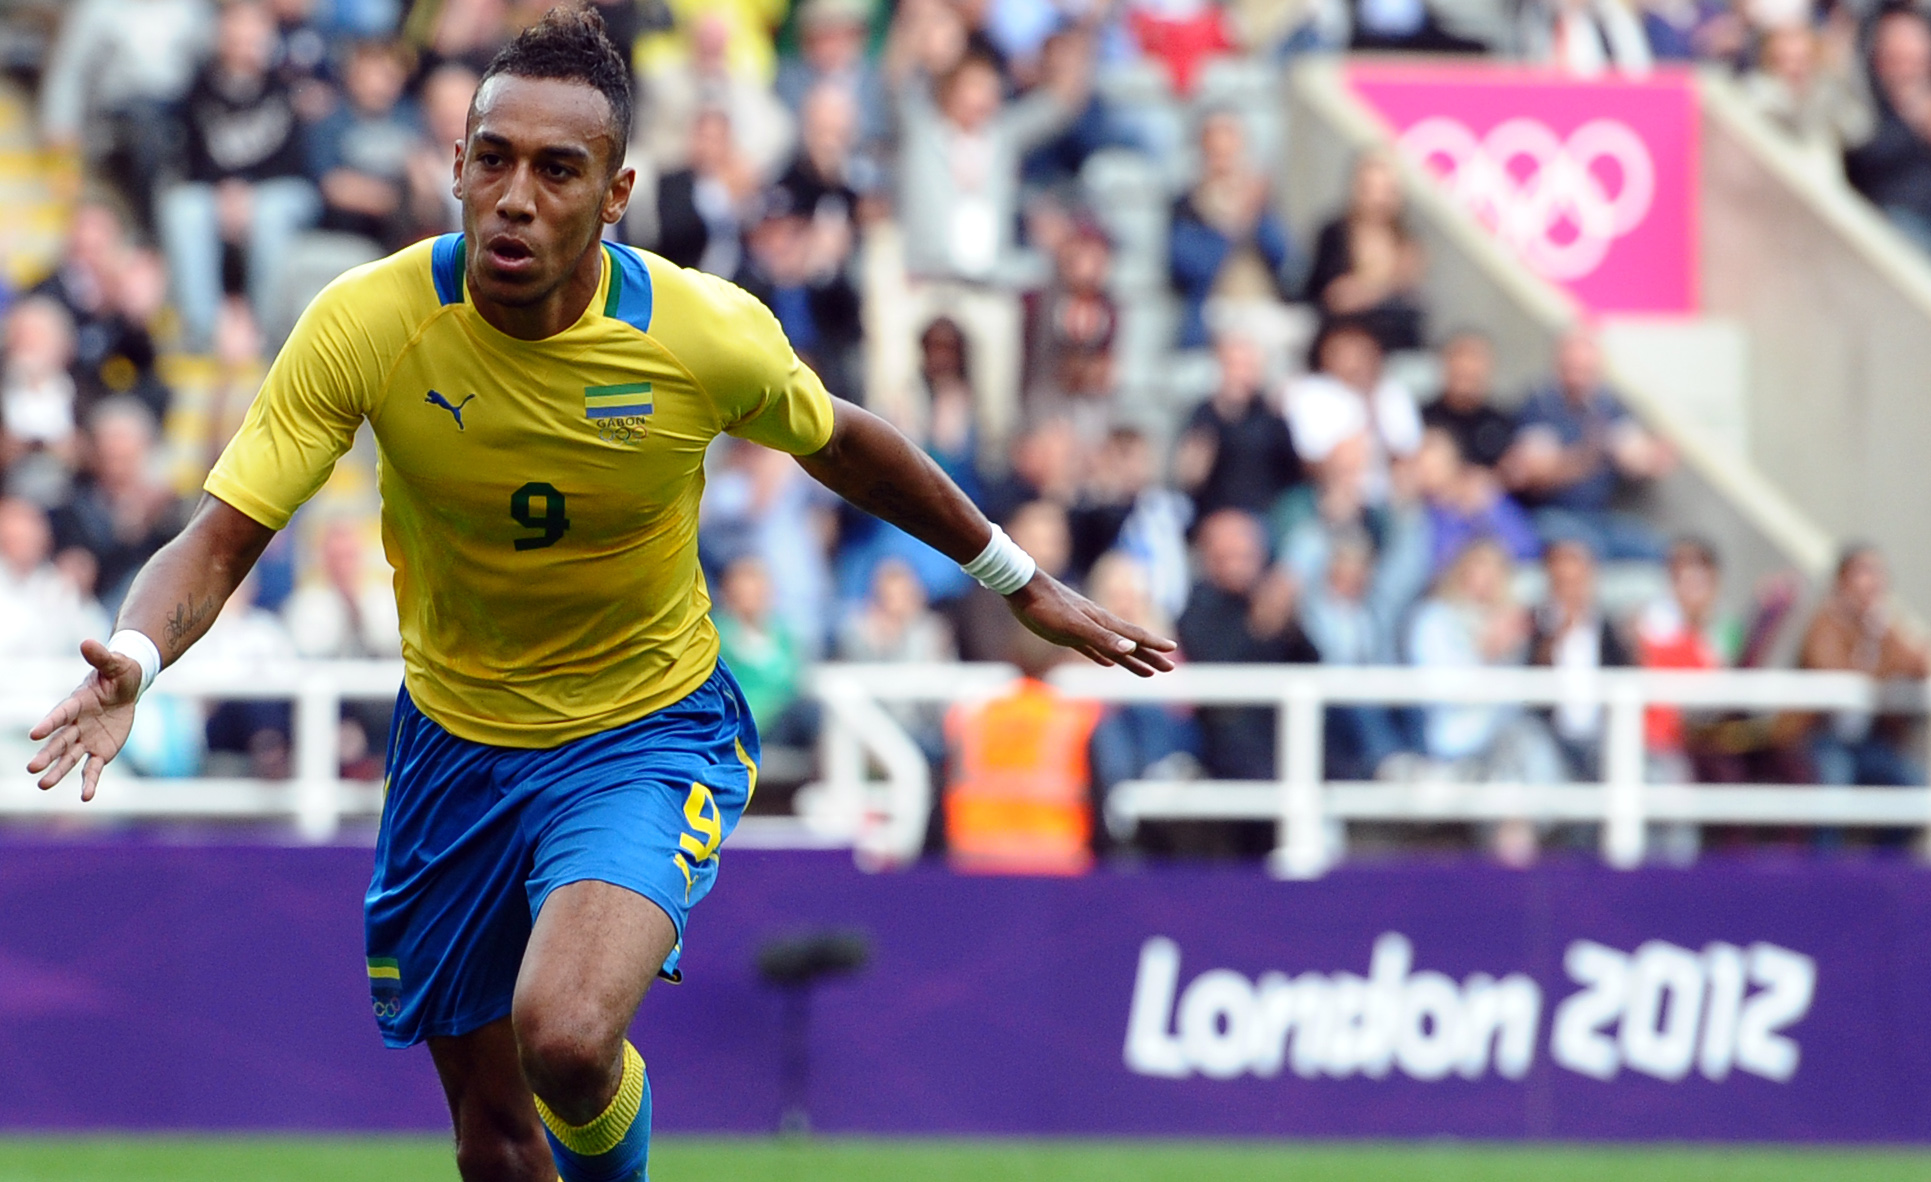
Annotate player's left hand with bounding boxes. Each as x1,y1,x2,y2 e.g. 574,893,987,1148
1004,573,1178,678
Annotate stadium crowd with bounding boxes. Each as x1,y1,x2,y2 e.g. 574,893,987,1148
0,0,1926,865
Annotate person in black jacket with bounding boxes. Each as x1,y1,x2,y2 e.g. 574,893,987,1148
156,0,319,351
1528,538,1634,781
1176,508,1321,859
1847,9,1931,252
733,187,862,401
1172,333,1303,522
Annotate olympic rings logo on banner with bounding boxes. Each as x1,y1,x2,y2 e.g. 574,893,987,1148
1397,117,1656,282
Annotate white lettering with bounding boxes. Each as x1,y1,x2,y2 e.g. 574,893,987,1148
1621,941,1705,1081
1122,937,1187,1078
1552,941,1628,1081
1735,943,1815,1082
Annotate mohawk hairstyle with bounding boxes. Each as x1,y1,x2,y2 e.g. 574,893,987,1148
477,4,634,171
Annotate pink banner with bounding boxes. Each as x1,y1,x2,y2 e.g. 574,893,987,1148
1348,63,1699,314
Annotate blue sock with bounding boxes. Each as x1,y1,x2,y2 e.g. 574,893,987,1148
535,1040,651,1182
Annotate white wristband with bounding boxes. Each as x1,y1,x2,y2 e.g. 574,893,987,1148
107,629,162,698
962,525,1038,596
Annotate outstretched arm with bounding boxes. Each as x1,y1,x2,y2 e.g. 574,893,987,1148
27,494,275,798
795,401,1176,677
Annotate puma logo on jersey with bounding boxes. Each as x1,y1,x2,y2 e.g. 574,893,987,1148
425,389,476,429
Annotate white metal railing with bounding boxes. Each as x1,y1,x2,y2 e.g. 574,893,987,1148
801,662,1931,876
5,659,1927,875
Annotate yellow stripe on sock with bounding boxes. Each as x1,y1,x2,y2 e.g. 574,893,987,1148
535,1041,645,1158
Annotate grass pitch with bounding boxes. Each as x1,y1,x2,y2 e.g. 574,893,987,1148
1,1137,1929,1181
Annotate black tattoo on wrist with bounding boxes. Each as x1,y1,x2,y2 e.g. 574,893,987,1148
162,595,218,653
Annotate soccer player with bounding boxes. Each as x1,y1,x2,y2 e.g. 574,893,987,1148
24,9,1174,1182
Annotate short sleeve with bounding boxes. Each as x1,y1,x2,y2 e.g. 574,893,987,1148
702,279,837,456
204,270,386,529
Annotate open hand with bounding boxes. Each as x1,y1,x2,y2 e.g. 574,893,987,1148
1005,573,1178,678
26,639,142,801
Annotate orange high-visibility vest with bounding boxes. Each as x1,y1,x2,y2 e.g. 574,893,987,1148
944,679,1103,876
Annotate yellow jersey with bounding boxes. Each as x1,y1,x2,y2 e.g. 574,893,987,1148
206,234,836,747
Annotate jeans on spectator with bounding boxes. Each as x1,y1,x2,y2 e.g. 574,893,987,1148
1531,507,1668,562
1326,705,1406,780
1810,732,1924,787
160,177,320,351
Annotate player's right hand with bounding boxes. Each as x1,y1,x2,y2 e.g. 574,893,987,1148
26,639,143,802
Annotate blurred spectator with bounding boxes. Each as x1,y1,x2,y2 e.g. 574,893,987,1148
1516,0,1653,77
979,415,1084,524
1421,330,1514,469
952,497,1075,662
51,398,186,612
1406,539,1562,865
1846,9,1931,252
283,517,401,659
1126,0,1237,93
943,626,1101,875
39,0,214,225
896,51,1087,283
1636,537,1805,795
403,0,512,77
1071,427,1193,619
636,0,788,88
651,108,760,276
32,201,173,426
1741,22,1870,188
837,556,958,665
1527,538,1634,780
1797,545,1929,788
267,0,339,124
1303,153,1425,353
714,553,813,746
1177,508,1319,785
1173,333,1302,519
700,438,836,658
0,496,109,658
1298,526,1416,778
776,0,890,148
183,572,300,780
775,82,876,241
1170,109,1299,349
1020,25,1148,188
1348,0,1491,52
404,63,480,239
1,298,83,502
911,317,983,502
1283,319,1423,506
1638,0,1745,64
1085,551,1201,834
643,10,797,182
1023,222,1118,405
1502,328,1672,561
159,0,320,352
1413,427,1540,577
736,187,863,401
308,38,423,252
837,555,955,758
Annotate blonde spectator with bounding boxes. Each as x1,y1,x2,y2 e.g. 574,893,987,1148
1,298,82,484
0,496,109,658
1406,538,1564,865
284,518,402,660
1742,22,1872,187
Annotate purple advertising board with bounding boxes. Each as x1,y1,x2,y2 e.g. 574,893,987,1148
1,845,1926,1140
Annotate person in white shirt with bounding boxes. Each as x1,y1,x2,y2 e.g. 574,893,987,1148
1282,318,1422,506
0,496,109,659
283,516,402,660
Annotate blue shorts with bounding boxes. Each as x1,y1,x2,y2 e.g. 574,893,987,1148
364,662,758,1048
